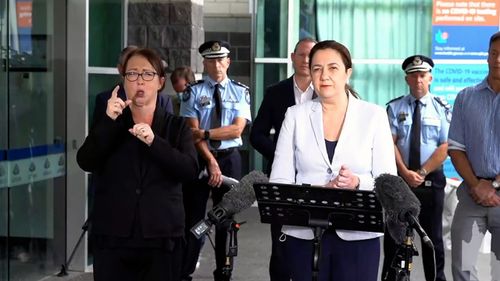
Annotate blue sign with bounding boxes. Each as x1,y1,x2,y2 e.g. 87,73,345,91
431,64,488,106
432,25,497,59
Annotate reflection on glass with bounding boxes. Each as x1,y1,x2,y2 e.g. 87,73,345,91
300,0,316,39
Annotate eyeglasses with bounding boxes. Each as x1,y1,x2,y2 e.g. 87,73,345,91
124,71,157,82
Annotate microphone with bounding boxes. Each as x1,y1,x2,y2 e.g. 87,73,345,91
199,169,239,187
191,170,268,239
374,174,433,248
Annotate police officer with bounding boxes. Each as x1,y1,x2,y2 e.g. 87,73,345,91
179,40,251,281
382,55,451,281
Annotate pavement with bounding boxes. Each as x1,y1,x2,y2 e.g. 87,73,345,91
43,205,493,281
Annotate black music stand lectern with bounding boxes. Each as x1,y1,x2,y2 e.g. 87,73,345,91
253,182,384,281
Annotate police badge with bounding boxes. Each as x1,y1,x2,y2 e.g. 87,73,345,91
199,95,211,107
397,112,408,122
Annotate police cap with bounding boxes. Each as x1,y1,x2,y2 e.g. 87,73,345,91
402,55,434,74
199,40,231,59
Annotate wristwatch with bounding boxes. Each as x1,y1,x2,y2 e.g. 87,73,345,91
203,130,210,140
417,168,428,177
492,180,500,190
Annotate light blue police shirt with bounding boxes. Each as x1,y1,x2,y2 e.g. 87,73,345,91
179,76,252,150
448,78,500,178
387,93,451,168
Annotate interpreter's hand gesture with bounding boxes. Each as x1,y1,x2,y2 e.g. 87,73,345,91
106,85,132,120
129,123,155,146
325,165,360,190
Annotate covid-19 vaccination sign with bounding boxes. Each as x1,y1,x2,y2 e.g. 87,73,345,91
431,0,498,179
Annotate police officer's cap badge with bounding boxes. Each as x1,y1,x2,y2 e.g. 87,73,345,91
212,42,221,51
412,56,423,66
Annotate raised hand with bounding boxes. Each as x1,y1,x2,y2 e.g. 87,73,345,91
106,85,132,120
129,123,155,146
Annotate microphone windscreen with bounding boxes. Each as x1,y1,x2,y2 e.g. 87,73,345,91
374,174,421,244
219,170,268,215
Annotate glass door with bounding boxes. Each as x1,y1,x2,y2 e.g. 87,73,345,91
0,0,66,280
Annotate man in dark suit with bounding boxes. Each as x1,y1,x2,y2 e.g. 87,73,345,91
92,46,173,125
249,37,316,281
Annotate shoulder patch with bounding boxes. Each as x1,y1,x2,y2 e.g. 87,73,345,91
385,95,404,106
245,89,251,105
181,90,191,102
434,96,452,122
433,96,451,110
231,79,250,89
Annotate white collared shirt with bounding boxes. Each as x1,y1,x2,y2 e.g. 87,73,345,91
293,76,314,105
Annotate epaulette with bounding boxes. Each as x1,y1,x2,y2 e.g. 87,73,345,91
187,80,204,87
231,79,250,89
433,96,451,110
385,95,404,106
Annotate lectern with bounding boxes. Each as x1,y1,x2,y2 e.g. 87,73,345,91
253,182,384,281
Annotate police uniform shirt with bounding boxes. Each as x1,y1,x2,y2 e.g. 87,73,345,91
387,93,451,167
179,76,252,150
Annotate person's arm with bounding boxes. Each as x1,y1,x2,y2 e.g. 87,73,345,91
192,117,247,141
249,88,276,160
269,108,296,184
185,117,223,187
148,117,198,182
386,104,423,187
420,142,448,174
449,150,500,206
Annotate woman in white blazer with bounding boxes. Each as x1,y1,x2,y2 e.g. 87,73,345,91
270,40,397,281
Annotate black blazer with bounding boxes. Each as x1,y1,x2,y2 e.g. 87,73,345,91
92,84,174,126
250,77,295,174
77,100,198,238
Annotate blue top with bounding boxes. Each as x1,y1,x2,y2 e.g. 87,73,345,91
387,93,451,167
448,78,500,178
325,139,338,163
179,76,252,150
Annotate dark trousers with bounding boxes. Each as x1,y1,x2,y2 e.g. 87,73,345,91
181,149,241,281
269,223,289,281
283,230,380,281
92,238,183,281
382,170,447,281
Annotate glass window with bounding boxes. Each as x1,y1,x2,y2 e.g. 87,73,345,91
255,0,288,58
89,0,123,67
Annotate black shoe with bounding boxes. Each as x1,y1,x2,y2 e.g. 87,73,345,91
213,269,231,281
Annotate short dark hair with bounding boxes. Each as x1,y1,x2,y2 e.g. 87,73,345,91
489,31,500,48
123,48,166,91
170,66,195,84
117,45,138,75
293,37,317,52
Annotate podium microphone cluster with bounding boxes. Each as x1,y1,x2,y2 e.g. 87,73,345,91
374,174,433,248
191,170,268,239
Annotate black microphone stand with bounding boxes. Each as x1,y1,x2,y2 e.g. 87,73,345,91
391,226,419,281
57,218,90,276
221,220,245,278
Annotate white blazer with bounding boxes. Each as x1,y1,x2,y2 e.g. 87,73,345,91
270,94,397,241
